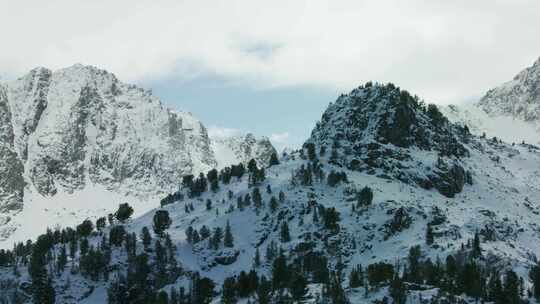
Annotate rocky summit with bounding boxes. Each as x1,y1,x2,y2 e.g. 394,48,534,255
307,83,471,197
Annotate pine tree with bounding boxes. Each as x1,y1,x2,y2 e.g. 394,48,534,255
313,207,319,223
407,245,422,284
107,274,129,304
185,226,194,244
96,217,107,231
272,252,288,290
305,143,317,161
210,227,223,250
115,203,134,223
156,290,169,304
80,238,89,256
155,240,168,287
109,225,126,247
461,261,482,300
224,221,234,248
504,270,520,304
141,227,152,251
29,236,55,304
221,277,237,304
357,186,373,207
290,272,308,301
325,272,349,304
280,221,291,243
323,207,340,231
269,196,279,212
265,241,278,262
488,272,505,304
269,152,280,166
69,237,77,261
192,230,201,244
193,275,215,304
207,169,219,192
389,273,407,304
56,245,67,274
248,159,258,173
77,219,94,237
349,265,363,288
472,231,482,258
170,288,179,304
199,226,210,240
257,275,272,304
252,188,262,209
253,247,261,268
426,224,434,245
530,264,540,300
153,210,172,237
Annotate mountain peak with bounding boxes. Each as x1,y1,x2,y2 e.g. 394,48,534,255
308,82,471,197
0,65,276,211
478,57,540,121
309,82,469,155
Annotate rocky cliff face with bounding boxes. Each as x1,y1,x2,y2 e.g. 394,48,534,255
307,82,472,197
478,57,540,121
0,64,275,211
0,85,25,212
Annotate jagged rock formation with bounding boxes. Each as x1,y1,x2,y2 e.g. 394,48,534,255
0,64,276,212
307,82,471,197
0,85,25,212
478,57,540,121
1,64,216,208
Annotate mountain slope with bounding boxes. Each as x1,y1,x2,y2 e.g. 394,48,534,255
3,83,540,303
0,64,276,247
307,83,471,198
443,57,540,144
478,57,540,121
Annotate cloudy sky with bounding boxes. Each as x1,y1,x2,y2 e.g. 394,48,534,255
2,0,540,149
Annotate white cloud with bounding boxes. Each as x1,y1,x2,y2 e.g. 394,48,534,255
1,0,540,104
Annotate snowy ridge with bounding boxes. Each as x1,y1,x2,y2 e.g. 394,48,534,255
3,83,540,303
441,103,540,144
478,57,540,121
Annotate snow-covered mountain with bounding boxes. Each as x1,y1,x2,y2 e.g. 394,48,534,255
0,64,276,246
442,57,540,144
3,82,540,303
